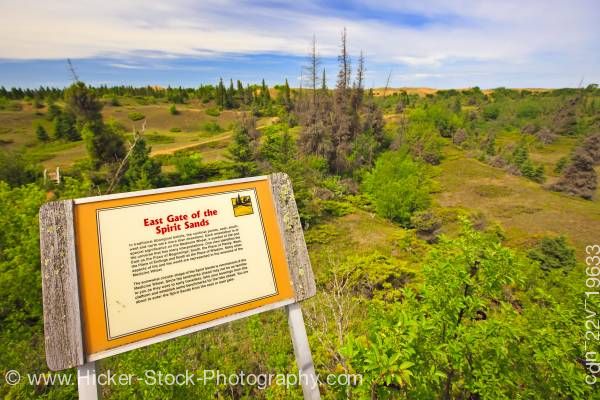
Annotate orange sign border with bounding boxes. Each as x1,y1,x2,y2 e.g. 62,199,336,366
74,178,294,356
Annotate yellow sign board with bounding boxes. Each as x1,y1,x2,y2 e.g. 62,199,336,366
74,178,294,356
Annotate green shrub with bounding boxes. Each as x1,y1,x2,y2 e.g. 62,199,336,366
205,107,221,117
398,120,444,164
555,156,568,173
483,104,500,120
363,150,432,226
35,125,49,141
410,210,442,243
108,96,121,106
528,235,576,272
127,111,145,121
169,127,182,133
0,151,40,186
169,104,179,115
202,121,223,134
145,133,175,144
46,104,62,120
517,102,541,119
321,200,354,217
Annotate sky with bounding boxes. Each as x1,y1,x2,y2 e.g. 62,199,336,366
0,0,599,89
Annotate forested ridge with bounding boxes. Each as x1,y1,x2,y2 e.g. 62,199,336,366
1,31,600,399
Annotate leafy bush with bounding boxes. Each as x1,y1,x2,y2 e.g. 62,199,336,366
321,200,354,217
0,151,40,186
395,120,444,165
555,156,568,173
343,219,591,398
145,133,175,144
427,104,462,137
127,111,145,121
363,150,432,226
169,127,182,133
171,153,217,184
202,121,223,134
333,252,413,300
483,104,500,120
169,104,179,115
410,210,442,243
528,235,577,272
0,183,49,398
109,96,121,106
205,107,221,117
516,102,541,119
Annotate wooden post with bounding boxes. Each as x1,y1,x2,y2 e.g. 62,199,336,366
287,302,321,400
39,200,85,371
77,361,100,400
269,173,316,302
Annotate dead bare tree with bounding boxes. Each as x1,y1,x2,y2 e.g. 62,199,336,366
382,68,393,98
337,27,351,93
105,119,146,194
305,255,357,374
66,58,80,82
303,34,321,106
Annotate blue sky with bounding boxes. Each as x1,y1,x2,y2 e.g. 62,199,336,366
0,0,598,88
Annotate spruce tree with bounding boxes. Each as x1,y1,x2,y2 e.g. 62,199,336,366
64,82,125,165
228,119,259,177
123,137,162,190
36,125,49,141
216,78,226,108
260,79,270,106
225,79,235,109
53,112,79,141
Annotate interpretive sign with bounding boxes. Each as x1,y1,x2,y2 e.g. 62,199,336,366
39,174,319,399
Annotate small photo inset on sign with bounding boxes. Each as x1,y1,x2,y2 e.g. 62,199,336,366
231,194,254,217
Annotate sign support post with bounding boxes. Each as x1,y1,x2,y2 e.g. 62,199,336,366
77,361,100,400
287,303,321,400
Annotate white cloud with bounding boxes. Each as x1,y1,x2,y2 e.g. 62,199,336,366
0,0,598,86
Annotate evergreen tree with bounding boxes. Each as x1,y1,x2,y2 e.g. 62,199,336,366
123,137,162,190
244,84,254,105
228,119,259,177
46,103,62,121
236,80,244,104
216,78,226,108
64,82,125,166
36,125,49,141
512,144,528,166
225,79,235,109
260,79,270,106
64,82,103,132
53,112,79,141
278,78,292,110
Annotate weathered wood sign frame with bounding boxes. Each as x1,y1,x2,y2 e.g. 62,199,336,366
39,173,319,399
